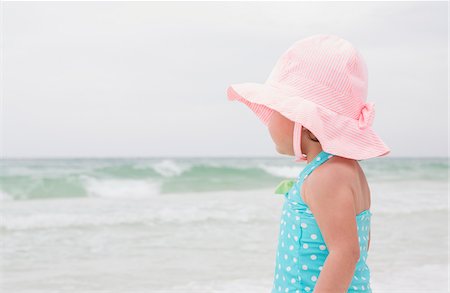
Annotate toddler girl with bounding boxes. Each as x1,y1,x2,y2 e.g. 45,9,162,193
227,34,391,293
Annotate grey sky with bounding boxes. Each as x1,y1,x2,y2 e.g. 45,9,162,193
2,1,448,158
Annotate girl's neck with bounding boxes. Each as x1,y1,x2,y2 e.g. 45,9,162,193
304,147,324,164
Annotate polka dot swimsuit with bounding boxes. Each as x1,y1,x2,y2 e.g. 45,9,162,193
272,150,372,293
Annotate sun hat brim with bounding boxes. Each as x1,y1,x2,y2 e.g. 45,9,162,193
227,82,391,160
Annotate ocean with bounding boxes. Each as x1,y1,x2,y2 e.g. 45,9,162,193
0,156,448,292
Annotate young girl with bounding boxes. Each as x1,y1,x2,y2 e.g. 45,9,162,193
227,34,390,293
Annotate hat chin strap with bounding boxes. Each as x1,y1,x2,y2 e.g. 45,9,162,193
293,122,308,162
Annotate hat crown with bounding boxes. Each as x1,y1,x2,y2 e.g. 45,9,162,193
266,34,368,119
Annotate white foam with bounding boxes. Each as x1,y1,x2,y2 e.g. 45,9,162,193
0,203,267,231
258,164,302,178
1,213,142,230
371,181,449,214
81,176,160,199
152,159,190,177
1,185,447,231
0,189,276,231
0,190,13,201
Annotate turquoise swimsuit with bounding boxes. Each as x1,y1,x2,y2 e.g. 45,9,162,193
272,150,372,293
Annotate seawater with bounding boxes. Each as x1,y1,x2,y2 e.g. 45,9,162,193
1,156,448,292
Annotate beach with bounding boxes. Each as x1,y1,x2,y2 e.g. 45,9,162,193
1,157,448,292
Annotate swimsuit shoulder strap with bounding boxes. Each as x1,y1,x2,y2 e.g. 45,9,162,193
297,150,335,184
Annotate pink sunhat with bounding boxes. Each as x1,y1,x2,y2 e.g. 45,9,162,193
227,34,391,161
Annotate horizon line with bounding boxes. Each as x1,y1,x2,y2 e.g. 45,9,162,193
1,155,448,160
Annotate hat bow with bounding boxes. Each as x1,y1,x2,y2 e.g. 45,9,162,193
358,102,375,130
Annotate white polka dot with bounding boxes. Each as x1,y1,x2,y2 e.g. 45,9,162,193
316,157,321,161
328,155,332,158
278,286,281,291
281,230,284,235
276,273,279,279
353,286,357,290
292,224,296,230
278,264,281,269
286,266,291,272
303,243,309,249
284,254,288,260
361,276,366,280
310,254,317,260
302,264,308,270
311,234,317,240
318,266,323,271
305,287,311,292
293,257,297,263
294,236,298,241
295,216,300,221
319,245,326,250
291,278,296,284
289,245,294,250
287,212,291,217
288,233,291,239
311,275,317,282
301,223,307,228
285,289,288,293
362,285,365,290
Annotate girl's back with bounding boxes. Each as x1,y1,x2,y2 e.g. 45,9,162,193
300,156,372,220
272,150,372,293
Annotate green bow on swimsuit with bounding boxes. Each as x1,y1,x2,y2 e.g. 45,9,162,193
274,178,296,195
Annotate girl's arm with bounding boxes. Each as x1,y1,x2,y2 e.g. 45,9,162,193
303,164,360,293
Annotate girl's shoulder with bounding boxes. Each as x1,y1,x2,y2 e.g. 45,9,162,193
309,155,358,183
302,156,362,204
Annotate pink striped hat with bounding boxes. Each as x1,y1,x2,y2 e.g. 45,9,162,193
227,34,391,161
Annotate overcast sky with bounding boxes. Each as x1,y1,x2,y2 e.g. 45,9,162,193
2,1,448,158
